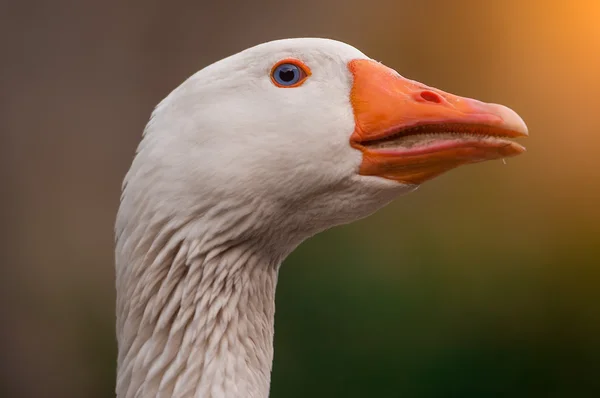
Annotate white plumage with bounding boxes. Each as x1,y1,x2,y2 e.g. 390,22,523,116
116,38,527,398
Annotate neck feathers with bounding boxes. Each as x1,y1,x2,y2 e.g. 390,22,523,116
115,212,280,398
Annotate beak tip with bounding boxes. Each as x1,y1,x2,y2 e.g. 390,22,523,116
490,103,529,137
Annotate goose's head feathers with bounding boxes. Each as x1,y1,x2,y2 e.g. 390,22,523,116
121,38,527,247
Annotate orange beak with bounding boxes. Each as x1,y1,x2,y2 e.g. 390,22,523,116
348,59,528,185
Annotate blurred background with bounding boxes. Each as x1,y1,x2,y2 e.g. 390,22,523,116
2,0,599,396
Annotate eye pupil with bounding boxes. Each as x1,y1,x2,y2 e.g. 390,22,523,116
278,68,296,82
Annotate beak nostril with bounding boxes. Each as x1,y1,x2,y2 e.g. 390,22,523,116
420,91,442,104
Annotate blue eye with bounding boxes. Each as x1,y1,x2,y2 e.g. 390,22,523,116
271,61,309,87
273,64,301,85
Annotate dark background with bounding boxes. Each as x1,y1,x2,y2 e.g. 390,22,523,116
2,0,599,397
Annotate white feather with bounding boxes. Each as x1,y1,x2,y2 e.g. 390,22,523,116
116,38,415,398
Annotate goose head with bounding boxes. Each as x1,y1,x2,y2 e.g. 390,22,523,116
123,37,527,252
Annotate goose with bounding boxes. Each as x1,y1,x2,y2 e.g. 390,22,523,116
115,38,528,398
